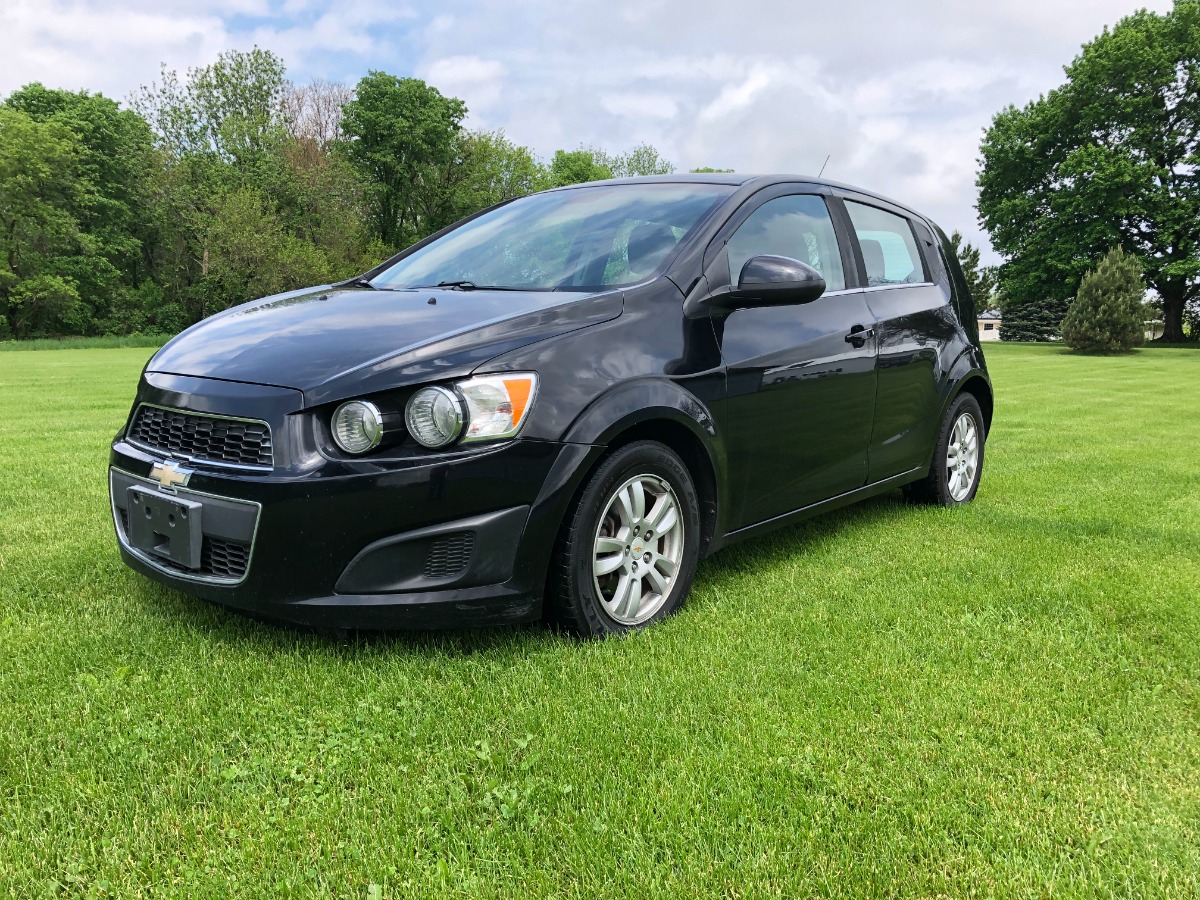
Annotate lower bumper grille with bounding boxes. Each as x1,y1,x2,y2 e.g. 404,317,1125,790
119,508,252,581
112,467,259,585
204,538,251,580
424,532,475,579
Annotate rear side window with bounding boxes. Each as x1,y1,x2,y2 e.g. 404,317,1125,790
727,195,846,292
844,201,926,286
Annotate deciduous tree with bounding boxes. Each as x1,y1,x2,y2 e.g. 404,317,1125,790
596,143,674,178
339,73,466,249
283,78,352,149
547,148,613,187
978,2,1200,342
5,84,156,332
130,48,289,167
0,107,91,337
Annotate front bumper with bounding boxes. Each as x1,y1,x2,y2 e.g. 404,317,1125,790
109,435,595,629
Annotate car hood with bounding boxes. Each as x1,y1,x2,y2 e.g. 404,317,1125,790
147,285,622,405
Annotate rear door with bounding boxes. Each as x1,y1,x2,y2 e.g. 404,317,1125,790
836,194,956,482
707,187,879,529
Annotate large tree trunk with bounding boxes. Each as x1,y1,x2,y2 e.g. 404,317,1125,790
1158,288,1187,342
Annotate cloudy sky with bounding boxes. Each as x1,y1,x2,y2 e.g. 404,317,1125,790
0,0,1174,260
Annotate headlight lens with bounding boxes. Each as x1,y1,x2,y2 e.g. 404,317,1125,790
405,386,464,448
332,400,385,454
458,374,538,443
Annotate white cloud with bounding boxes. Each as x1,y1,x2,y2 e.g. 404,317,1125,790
698,66,777,123
0,0,235,97
0,0,1179,259
600,92,678,121
417,55,507,122
0,0,415,101
404,0,1178,256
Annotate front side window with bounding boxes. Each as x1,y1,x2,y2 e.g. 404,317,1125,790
844,201,926,286
372,183,733,292
726,194,846,292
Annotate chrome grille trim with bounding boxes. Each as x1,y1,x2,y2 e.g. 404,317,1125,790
126,403,274,470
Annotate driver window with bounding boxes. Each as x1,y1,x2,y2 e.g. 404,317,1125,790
727,195,845,292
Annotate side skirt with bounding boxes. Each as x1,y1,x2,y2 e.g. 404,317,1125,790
707,467,923,554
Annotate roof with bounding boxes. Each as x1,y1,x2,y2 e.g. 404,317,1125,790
978,309,1002,319
545,173,924,219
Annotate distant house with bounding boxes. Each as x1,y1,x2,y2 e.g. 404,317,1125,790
977,308,1002,341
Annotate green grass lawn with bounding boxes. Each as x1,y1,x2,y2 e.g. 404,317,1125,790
0,334,171,352
1,343,1197,898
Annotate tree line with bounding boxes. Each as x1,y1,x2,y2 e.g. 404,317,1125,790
0,49,682,340
15,12,1185,349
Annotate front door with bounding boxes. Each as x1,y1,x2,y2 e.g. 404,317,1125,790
709,192,879,529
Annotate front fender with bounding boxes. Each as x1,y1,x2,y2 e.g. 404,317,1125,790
561,377,731,538
562,377,715,443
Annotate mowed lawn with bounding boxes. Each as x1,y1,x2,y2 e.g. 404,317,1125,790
0,343,1197,898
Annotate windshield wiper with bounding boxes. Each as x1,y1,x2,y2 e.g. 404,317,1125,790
338,275,377,290
417,281,531,291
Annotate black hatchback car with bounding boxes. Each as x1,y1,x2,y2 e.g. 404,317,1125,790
110,175,991,636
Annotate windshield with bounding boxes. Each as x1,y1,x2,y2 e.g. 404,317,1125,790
371,183,734,291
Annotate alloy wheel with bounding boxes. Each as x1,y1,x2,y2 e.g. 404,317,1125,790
946,412,980,502
591,474,685,625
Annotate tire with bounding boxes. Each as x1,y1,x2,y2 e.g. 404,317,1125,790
549,441,701,637
905,393,986,507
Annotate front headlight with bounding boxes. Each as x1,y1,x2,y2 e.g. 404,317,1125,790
332,400,385,454
402,373,538,449
458,374,538,443
405,385,465,448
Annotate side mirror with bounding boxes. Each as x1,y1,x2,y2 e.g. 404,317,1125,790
681,256,829,319
732,255,826,306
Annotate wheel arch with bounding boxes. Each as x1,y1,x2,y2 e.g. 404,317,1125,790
955,373,994,435
938,344,993,434
599,419,720,557
560,379,727,557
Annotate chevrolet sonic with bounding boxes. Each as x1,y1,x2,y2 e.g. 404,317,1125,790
109,175,992,636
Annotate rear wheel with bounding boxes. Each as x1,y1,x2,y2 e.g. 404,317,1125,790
550,441,700,637
905,393,986,506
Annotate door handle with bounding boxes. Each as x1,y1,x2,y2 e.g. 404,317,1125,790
845,325,875,346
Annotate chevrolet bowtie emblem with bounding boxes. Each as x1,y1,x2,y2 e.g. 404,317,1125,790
149,460,192,490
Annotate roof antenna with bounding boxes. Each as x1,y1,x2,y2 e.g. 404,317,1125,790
818,154,831,178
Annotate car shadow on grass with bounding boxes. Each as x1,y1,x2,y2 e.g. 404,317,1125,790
125,490,914,656
696,491,911,583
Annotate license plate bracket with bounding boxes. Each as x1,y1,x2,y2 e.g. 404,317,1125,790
126,487,203,570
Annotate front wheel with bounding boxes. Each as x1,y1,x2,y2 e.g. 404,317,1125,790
905,393,986,506
549,441,701,637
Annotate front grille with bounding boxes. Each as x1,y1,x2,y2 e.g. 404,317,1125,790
118,508,251,582
128,405,273,468
424,532,475,579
